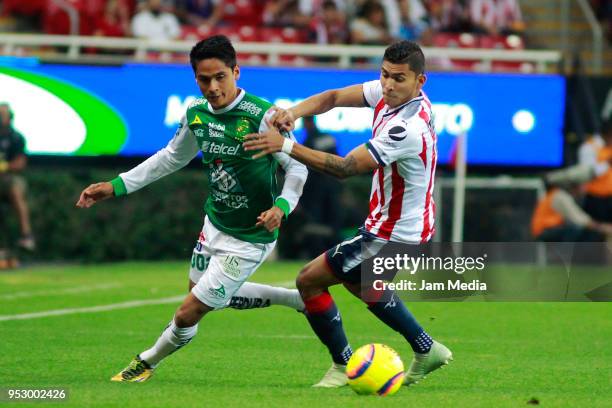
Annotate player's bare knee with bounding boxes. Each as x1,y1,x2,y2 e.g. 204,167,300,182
297,265,329,300
174,308,204,327
296,265,314,294
174,308,193,328
295,273,306,294
175,297,210,327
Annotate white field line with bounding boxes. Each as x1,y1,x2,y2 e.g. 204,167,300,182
0,280,296,322
0,295,185,321
0,283,122,300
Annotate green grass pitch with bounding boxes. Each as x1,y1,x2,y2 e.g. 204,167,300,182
0,262,610,407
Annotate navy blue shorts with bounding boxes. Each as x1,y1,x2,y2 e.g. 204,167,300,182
324,227,388,284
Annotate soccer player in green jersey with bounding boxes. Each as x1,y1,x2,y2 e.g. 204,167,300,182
76,36,308,382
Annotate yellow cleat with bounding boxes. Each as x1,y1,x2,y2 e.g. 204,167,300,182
111,356,154,383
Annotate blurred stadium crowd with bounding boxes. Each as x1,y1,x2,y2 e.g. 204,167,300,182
1,0,532,47
2,0,610,48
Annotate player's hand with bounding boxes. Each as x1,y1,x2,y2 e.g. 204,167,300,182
256,206,284,232
270,107,296,132
243,128,285,159
76,182,114,208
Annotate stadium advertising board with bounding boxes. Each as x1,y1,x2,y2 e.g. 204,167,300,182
0,60,565,166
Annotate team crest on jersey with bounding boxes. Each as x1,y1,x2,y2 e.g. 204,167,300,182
388,125,407,141
234,118,251,141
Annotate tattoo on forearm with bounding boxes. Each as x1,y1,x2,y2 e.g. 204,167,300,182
323,154,358,178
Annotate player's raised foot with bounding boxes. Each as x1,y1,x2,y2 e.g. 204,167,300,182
312,363,348,388
110,355,154,382
404,341,452,386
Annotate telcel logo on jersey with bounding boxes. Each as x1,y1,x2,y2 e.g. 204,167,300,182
201,140,241,156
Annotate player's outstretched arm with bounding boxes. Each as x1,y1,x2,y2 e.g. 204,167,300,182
270,84,366,131
244,129,377,179
76,182,114,208
290,143,378,179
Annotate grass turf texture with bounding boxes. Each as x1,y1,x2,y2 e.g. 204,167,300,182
0,262,610,407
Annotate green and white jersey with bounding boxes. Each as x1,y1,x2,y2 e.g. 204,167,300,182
112,89,308,244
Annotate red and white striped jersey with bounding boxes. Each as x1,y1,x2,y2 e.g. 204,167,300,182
362,79,437,244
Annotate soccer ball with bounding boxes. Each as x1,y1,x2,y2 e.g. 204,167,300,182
346,343,405,396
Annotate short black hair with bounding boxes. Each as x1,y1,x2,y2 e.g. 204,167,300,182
383,41,425,75
189,35,237,72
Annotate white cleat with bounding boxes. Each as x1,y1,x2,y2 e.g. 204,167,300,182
404,340,453,385
312,363,348,388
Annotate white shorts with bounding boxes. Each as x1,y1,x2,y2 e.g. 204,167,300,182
189,216,276,309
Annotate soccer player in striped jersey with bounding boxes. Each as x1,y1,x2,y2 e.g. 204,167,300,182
76,36,308,382
244,40,452,388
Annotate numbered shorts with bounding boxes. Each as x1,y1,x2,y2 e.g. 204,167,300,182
189,216,276,309
324,227,388,284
